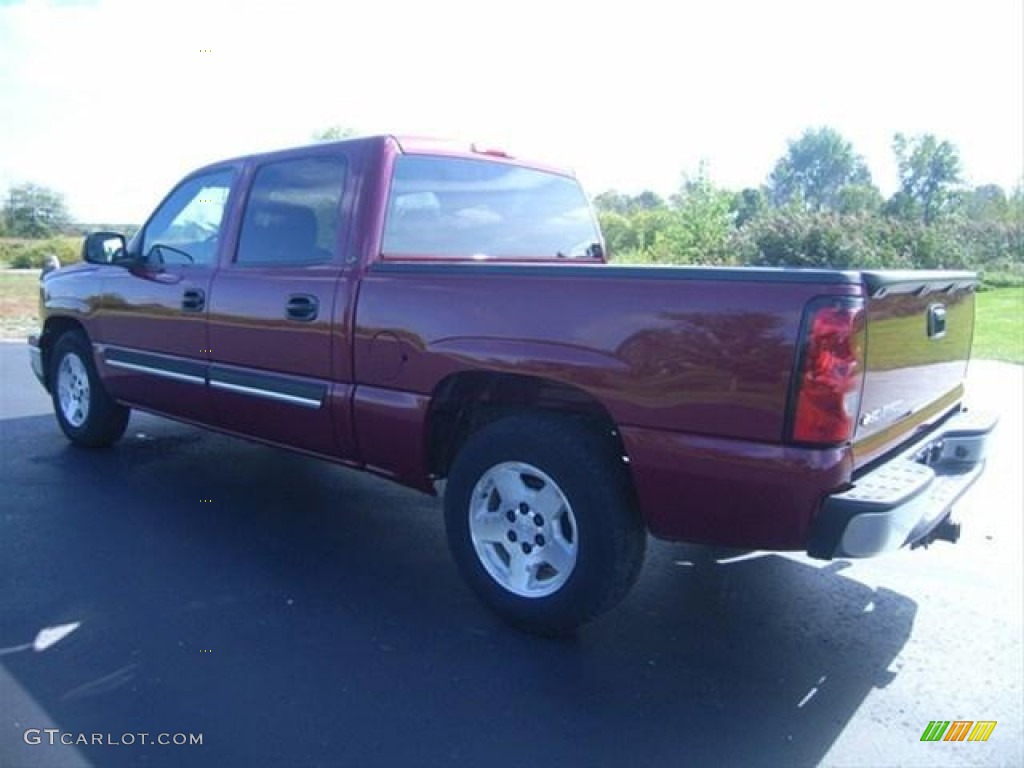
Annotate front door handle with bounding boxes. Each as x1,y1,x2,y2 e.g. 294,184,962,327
182,288,205,312
286,294,319,322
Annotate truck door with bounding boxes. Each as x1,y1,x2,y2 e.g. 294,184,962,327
206,152,356,458
97,167,235,423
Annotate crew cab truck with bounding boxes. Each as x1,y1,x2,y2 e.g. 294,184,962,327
29,135,997,634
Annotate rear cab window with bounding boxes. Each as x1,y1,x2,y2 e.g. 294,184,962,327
381,155,602,261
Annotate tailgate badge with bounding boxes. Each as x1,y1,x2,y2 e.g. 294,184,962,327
860,400,907,428
927,304,947,339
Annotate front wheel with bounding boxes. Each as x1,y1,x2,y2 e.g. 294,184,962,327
49,330,129,448
444,413,646,635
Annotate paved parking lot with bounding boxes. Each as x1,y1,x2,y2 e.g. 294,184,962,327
2,342,1021,767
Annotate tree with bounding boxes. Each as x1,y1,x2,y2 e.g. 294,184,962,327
1011,184,1024,225
593,189,665,215
629,190,665,212
592,190,630,215
596,211,638,255
652,171,735,264
964,184,1008,222
312,125,357,142
890,133,962,224
2,183,72,238
837,183,884,215
768,127,874,212
631,207,674,252
732,188,766,227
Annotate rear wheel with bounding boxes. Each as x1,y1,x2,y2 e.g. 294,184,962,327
444,413,646,635
50,330,129,448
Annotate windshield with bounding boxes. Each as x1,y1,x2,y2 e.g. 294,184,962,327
382,155,602,260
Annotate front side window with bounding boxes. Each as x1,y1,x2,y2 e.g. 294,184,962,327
382,155,602,260
142,169,234,266
236,155,347,266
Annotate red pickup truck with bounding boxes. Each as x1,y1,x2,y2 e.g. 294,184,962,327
29,135,996,634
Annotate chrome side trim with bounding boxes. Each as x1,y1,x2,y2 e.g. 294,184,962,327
209,379,322,409
105,358,205,385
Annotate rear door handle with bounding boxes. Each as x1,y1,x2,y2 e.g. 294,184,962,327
286,294,319,322
182,288,205,312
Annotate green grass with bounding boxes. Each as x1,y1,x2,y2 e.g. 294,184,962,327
973,287,1024,364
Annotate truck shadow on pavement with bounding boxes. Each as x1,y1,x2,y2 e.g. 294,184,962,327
1,414,916,768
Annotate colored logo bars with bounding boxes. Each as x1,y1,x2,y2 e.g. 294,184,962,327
920,721,997,742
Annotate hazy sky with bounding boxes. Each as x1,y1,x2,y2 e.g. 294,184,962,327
1,0,1021,223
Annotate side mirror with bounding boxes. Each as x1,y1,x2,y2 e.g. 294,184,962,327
82,232,127,265
41,254,61,276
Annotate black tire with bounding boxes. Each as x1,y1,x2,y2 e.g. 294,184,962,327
49,330,129,449
444,413,646,635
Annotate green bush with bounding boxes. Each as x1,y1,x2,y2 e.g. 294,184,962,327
977,262,1024,290
597,168,1022,274
732,211,867,268
608,247,656,264
0,236,82,269
725,210,1022,273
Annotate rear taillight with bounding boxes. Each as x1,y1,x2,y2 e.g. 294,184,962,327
790,298,866,445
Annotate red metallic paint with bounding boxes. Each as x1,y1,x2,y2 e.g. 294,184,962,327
351,385,434,490
352,268,858,444
620,425,852,549
96,263,213,423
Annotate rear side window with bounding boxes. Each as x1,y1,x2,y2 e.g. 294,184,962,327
382,155,601,260
236,155,347,266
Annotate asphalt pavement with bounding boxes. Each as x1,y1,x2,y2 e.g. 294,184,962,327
1,341,1021,768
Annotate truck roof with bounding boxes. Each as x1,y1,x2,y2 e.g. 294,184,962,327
189,134,576,179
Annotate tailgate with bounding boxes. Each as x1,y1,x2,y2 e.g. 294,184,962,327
852,270,978,468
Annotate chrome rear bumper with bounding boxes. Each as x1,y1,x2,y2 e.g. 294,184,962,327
808,408,998,559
